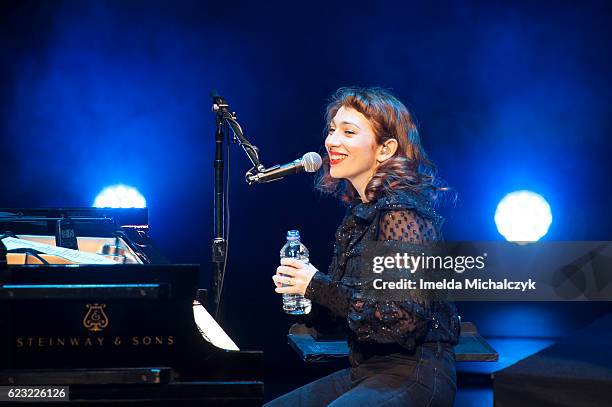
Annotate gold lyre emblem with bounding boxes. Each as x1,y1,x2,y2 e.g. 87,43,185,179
83,303,109,332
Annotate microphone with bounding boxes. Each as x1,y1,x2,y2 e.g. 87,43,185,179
246,152,322,185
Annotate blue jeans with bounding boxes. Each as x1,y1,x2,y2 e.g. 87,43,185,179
265,343,456,407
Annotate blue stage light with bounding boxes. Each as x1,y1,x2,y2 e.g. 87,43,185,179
494,190,552,242
93,185,146,208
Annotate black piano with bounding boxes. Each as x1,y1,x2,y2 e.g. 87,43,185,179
0,208,263,405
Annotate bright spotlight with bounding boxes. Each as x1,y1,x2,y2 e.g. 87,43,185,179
494,190,552,242
93,185,146,208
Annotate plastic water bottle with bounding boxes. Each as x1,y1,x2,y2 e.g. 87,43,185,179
280,230,312,315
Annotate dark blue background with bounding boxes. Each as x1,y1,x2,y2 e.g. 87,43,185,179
1,0,611,400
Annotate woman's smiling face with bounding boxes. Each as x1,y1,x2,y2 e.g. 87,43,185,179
325,106,381,194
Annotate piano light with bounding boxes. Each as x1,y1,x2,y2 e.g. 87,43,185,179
93,185,146,208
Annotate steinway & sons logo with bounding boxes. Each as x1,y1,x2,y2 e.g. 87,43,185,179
14,303,175,349
83,303,109,332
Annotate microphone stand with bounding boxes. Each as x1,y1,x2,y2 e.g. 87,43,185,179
211,92,265,321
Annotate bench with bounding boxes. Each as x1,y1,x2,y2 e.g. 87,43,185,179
288,322,498,363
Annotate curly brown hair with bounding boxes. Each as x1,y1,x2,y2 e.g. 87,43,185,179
316,87,448,206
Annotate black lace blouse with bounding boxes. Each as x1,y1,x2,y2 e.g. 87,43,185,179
304,190,460,358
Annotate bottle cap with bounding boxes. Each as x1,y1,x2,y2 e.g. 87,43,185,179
286,230,300,240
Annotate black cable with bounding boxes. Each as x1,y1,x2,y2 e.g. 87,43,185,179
225,116,261,168
24,250,50,265
1,232,50,265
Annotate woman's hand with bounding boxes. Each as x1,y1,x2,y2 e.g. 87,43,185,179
273,258,318,296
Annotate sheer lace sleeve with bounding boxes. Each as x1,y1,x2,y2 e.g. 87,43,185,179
303,248,349,332
305,245,353,318
347,209,437,349
379,209,439,243
305,208,440,351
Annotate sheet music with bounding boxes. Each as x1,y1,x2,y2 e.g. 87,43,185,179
192,302,240,351
1,236,118,265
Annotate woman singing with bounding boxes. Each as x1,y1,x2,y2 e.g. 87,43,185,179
268,87,460,406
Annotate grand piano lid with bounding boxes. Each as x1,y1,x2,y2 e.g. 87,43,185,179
0,207,149,229
0,207,166,264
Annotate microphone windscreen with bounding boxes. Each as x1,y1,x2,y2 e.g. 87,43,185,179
302,152,323,172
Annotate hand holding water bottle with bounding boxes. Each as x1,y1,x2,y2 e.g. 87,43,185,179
273,258,318,296
274,230,318,314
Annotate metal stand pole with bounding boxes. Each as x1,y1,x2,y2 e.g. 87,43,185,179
210,92,264,321
211,115,226,319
